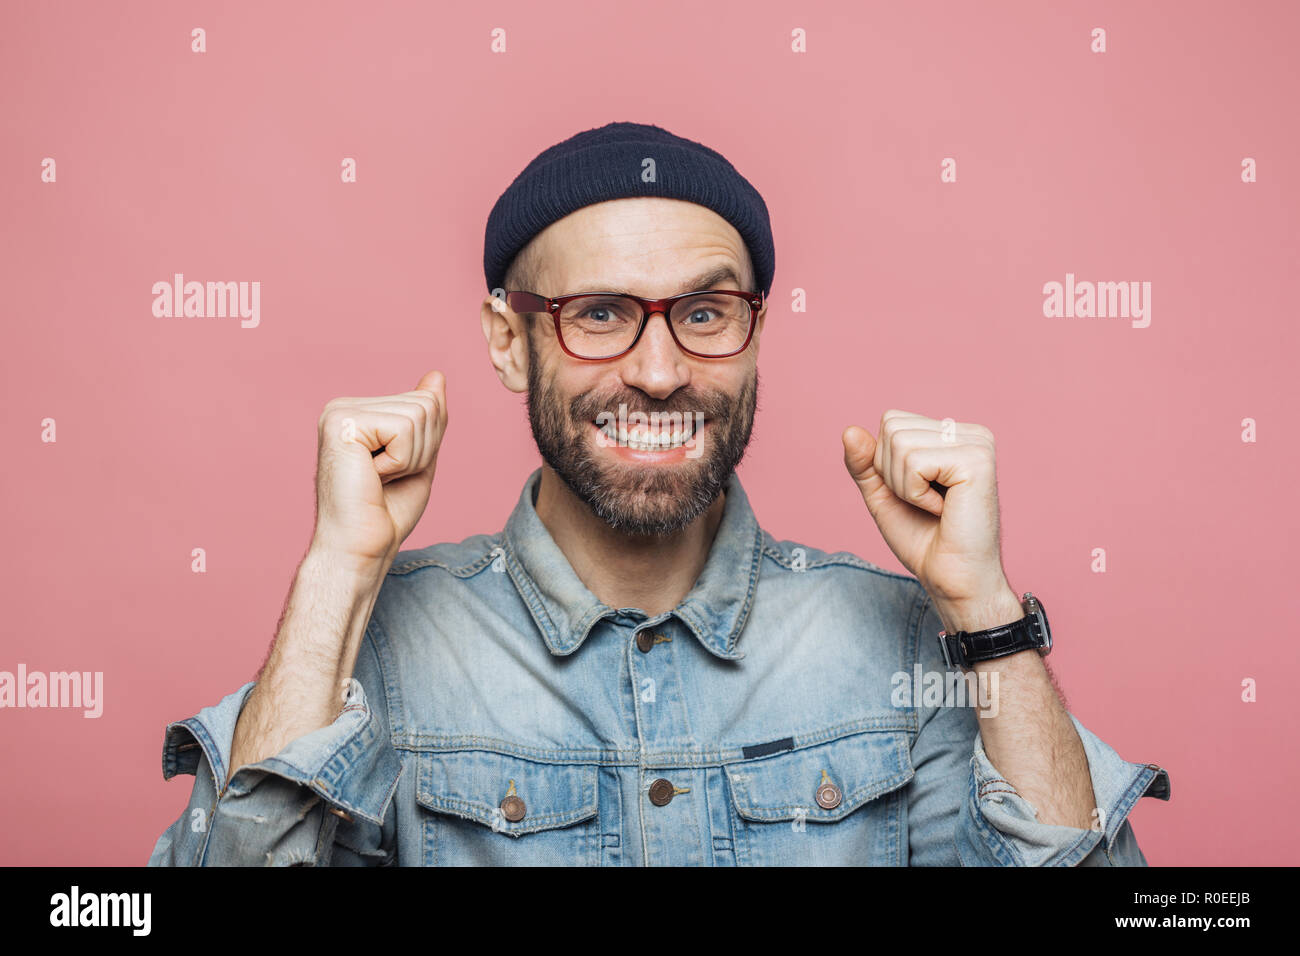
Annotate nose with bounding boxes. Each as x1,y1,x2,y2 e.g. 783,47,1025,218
619,310,690,399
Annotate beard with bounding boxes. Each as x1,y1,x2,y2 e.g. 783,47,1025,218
525,331,758,537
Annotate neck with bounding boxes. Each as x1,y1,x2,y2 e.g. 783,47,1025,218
533,465,726,616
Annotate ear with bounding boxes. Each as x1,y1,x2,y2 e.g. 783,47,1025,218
481,294,530,393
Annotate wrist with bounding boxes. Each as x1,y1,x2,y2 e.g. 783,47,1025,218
933,586,1023,635
303,541,395,587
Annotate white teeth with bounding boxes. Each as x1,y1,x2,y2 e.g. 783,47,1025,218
609,421,698,450
594,412,707,451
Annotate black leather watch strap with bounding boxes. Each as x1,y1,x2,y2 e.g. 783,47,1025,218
937,594,1049,668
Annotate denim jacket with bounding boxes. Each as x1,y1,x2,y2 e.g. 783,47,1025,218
149,468,1169,866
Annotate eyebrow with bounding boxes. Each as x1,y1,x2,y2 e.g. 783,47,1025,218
571,265,746,296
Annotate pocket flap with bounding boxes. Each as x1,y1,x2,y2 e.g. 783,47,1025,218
724,730,914,823
415,751,598,835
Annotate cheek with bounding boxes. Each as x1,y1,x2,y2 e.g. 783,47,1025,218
549,371,612,424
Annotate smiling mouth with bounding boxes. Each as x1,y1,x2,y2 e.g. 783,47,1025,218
590,416,707,451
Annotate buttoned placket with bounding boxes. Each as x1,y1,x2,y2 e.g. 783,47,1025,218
493,469,781,866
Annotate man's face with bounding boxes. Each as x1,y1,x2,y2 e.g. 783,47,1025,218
516,198,764,537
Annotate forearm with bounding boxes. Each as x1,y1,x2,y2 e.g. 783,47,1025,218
228,547,389,783
935,587,1096,830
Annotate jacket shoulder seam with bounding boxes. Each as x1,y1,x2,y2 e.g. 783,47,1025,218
759,538,919,582
386,537,501,579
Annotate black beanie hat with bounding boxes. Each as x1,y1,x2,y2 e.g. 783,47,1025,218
483,121,775,299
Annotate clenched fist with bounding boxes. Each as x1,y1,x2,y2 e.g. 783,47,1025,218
842,410,1015,631
311,370,448,566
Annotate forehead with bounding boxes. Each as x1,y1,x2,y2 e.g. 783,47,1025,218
524,197,752,296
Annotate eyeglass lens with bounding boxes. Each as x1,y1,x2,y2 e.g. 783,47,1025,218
557,293,752,358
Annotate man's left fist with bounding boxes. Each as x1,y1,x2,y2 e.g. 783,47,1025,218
842,410,1015,627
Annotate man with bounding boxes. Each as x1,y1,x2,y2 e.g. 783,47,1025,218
149,121,1168,866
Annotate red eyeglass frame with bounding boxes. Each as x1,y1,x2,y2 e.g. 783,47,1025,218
504,289,764,360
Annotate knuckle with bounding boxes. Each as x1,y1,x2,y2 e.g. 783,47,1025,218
400,394,432,419
319,399,356,427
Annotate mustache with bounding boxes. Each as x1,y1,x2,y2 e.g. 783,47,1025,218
569,388,735,425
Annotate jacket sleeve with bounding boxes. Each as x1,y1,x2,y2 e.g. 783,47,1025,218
905,590,1170,866
147,631,403,866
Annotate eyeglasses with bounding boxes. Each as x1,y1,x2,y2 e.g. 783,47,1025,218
505,288,763,360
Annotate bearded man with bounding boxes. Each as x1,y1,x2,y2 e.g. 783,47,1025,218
150,121,1168,867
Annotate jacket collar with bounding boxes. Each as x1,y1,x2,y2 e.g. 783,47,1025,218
500,468,763,660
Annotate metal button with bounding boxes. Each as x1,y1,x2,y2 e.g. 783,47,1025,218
327,806,354,823
500,795,526,822
635,631,655,653
815,781,842,810
648,778,675,806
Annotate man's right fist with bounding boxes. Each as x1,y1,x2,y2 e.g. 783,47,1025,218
311,370,448,566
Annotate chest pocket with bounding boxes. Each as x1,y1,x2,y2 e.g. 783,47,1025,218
414,750,601,865
722,729,914,865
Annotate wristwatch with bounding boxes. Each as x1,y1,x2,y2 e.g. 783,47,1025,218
937,591,1052,669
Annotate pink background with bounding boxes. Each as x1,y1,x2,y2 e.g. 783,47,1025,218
2,1,1296,866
